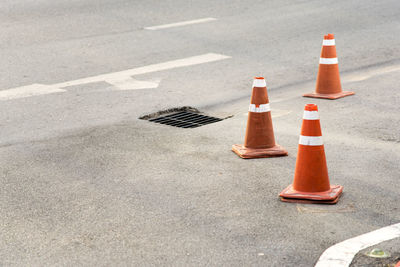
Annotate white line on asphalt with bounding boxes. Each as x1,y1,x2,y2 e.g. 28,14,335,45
0,84,66,101
53,53,230,88
0,53,230,101
315,222,400,267
104,77,160,90
144,17,217,30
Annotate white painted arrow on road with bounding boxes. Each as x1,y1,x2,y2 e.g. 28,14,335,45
0,53,230,101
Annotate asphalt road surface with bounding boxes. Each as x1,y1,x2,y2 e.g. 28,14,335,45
1,0,400,266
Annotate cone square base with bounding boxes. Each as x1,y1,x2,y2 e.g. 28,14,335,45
232,144,288,159
303,91,355,100
279,184,343,202
279,196,340,204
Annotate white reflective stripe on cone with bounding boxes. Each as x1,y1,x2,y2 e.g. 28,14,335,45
299,135,323,146
322,39,335,46
253,79,266,88
249,103,271,113
303,111,319,120
320,58,338,64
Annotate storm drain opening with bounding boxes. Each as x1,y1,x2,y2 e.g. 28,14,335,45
140,107,225,128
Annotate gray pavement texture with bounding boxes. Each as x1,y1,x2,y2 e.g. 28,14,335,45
1,0,400,266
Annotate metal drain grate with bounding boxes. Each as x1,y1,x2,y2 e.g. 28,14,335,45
148,111,223,128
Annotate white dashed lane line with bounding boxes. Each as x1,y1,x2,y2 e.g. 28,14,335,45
144,17,217,30
0,53,230,101
315,222,400,267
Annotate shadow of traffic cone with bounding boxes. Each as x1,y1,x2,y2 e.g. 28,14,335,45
232,77,288,159
279,104,343,204
304,34,354,100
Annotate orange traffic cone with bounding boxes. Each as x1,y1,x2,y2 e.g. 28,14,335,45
304,34,354,100
232,77,288,159
279,104,343,204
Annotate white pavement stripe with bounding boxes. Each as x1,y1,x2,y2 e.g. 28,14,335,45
303,111,319,120
144,17,217,30
0,84,66,101
322,39,335,46
53,53,230,88
299,135,323,146
320,58,338,64
315,222,400,267
104,77,160,90
249,103,271,113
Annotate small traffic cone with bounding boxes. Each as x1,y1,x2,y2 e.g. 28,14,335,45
232,77,288,159
304,34,354,100
279,104,343,204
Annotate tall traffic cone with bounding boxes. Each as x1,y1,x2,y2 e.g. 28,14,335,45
232,77,288,159
304,34,354,100
279,104,343,204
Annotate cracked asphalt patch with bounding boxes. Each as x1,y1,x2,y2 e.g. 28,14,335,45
351,238,400,267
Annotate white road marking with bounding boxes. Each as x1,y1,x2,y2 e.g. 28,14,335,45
0,84,66,101
104,77,160,90
53,53,230,88
0,53,230,101
144,17,217,30
315,222,400,267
